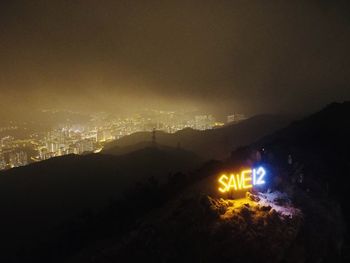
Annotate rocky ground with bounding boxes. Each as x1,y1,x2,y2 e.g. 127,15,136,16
71,191,309,263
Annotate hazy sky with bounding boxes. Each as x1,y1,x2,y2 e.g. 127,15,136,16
1,0,349,117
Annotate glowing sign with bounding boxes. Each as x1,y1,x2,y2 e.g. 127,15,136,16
218,167,266,193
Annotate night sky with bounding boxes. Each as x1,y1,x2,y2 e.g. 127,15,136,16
1,0,349,117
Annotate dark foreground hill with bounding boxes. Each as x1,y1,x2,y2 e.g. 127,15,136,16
63,102,349,263
103,114,295,159
253,102,350,221
0,146,201,262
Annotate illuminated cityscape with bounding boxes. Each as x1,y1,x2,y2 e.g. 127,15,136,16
0,109,244,170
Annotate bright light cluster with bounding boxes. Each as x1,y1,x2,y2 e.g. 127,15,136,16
218,167,266,193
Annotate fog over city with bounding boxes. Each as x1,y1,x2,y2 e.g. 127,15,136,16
1,0,350,120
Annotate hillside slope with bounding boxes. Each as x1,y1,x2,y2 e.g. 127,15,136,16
252,102,350,219
0,146,201,262
66,102,349,263
103,114,295,159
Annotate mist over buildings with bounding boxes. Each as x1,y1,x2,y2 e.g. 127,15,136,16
1,0,350,119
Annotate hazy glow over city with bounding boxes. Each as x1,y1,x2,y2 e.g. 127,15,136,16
0,1,349,169
0,108,247,170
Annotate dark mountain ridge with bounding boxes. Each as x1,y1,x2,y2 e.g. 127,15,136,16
65,102,349,263
253,102,350,214
103,114,295,159
0,146,201,261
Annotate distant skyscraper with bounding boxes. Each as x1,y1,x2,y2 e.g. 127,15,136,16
195,115,215,130
152,128,156,146
8,151,27,168
0,153,6,170
39,148,48,160
1,136,14,148
80,138,94,153
227,113,246,124
18,151,28,166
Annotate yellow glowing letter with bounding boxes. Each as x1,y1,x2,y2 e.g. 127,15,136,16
241,169,253,189
236,173,244,189
228,174,238,191
218,174,229,192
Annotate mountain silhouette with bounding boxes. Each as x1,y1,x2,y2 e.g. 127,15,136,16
65,102,349,263
253,102,350,217
103,114,295,159
0,146,201,262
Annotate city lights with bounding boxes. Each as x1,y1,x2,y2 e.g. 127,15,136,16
0,109,246,171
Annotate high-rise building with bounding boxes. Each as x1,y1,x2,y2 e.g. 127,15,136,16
76,138,94,154
227,113,247,124
195,115,215,130
18,151,28,166
39,148,48,160
1,136,14,148
47,142,59,153
0,153,6,170
8,151,28,168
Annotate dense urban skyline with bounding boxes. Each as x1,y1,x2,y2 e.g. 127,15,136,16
1,0,349,120
0,107,247,170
